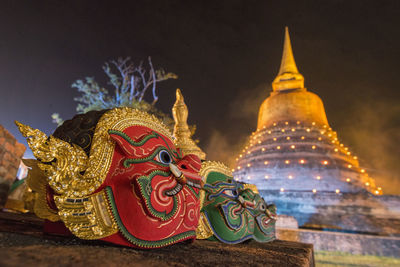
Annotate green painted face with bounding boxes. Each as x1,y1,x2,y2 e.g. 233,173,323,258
199,163,276,244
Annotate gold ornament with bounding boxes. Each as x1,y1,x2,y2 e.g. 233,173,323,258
54,189,118,239
172,89,206,160
23,159,60,221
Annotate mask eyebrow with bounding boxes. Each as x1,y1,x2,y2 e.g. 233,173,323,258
108,130,160,146
153,131,180,159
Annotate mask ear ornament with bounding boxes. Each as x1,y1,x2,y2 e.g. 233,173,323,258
17,107,203,248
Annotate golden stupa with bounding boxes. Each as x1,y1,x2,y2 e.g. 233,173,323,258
257,27,329,130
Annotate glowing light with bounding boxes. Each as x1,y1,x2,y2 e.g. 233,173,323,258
277,146,281,150
288,175,293,179
258,141,261,144
312,122,316,126
247,151,251,154
231,169,235,172
340,144,344,147
353,156,358,160
347,152,351,155
286,136,291,140
344,147,348,151
320,131,325,134
261,148,265,152
247,163,251,167
316,176,321,180
375,190,379,195
365,182,370,186
322,160,328,165
285,121,289,125
247,176,251,180
291,128,295,132
335,189,340,194
273,138,277,141
237,166,241,170
285,160,290,164
299,159,305,164
301,136,305,140
281,129,285,132
291,145,295,149
268,131,272,134
296,121,300,124
239,154,243,158
328,133,332,137
280,188,285,192
264,161,269,165
334,148,338,152
331,140,335,143
347,164,352,168
378,187,382,190
318,137,322,141
312,189,317,193
306,128,311,132
235,158,238,161
361,169,365,173
273,122,277,126
346,178,351,182
265,175,269,179
312,145,316,149
323,125,327,128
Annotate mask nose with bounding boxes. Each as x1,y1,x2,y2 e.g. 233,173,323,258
169,163,203,189
169,163,187,184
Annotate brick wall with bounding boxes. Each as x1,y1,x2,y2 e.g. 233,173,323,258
0,125,25,208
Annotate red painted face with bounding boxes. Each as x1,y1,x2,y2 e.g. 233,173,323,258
100,125,202,248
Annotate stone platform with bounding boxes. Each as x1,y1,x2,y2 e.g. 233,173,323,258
0,211,314,267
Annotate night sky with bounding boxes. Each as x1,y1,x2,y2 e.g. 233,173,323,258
1,1,399,194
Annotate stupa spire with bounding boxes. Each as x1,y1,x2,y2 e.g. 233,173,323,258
278,27,299,75
272,27,305,92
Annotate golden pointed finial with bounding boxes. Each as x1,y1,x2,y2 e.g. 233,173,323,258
172,89,206,160
272,27,305,92
278,27,299,75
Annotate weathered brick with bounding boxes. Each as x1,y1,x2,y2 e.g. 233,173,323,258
15,143,26,158
0,166,7,177
3,152,13,163
4,142,15,154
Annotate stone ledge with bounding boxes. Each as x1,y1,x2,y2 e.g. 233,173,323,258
0,211,314,267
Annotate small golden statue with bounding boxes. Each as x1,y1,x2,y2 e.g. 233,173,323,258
172,89,206,160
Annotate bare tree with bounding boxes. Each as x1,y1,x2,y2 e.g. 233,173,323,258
52,57,178,125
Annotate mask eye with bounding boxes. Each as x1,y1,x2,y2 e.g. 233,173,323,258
260,203,266,211
224,189,238,197
156,150,172,165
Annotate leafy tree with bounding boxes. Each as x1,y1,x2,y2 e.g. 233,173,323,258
52,57,178,128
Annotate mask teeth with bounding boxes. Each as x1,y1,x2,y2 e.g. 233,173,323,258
165,183,183,196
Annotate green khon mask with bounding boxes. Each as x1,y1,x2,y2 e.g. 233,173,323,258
196,161,277,244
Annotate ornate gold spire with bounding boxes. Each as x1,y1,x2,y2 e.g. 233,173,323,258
172,89,206,160
272,27,305,92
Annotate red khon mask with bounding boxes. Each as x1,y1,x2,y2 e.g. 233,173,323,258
17,107,203,248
